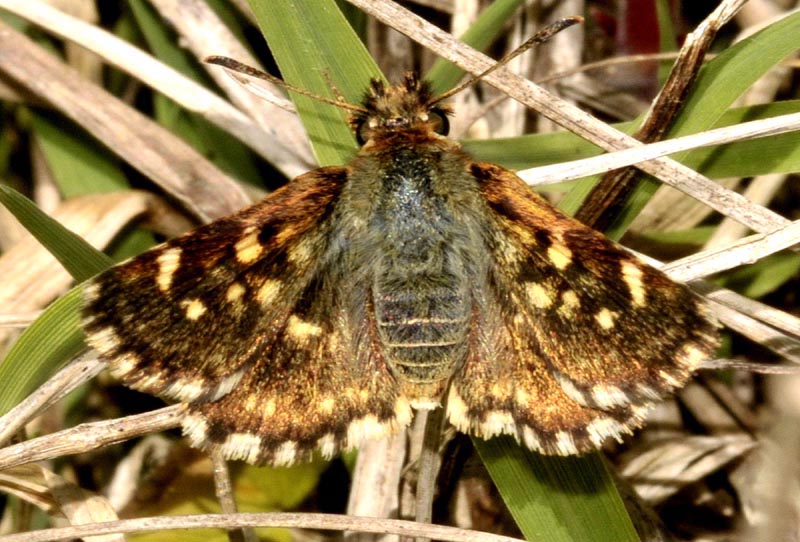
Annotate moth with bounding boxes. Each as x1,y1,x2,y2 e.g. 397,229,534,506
82,58,719,467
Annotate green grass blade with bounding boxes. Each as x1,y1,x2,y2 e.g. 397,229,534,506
248,0,381,166
31,113,129,197
655,0,678,83
477,437,638,542
0,186,110,416
0,185,111,281
0,286,86,416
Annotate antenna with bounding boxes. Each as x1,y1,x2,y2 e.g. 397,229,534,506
430,16,583,104
207,16,582,114
206,56,368,114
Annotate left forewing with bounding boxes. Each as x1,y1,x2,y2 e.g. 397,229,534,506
82,168,347,404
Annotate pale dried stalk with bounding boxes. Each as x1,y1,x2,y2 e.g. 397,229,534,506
633,3,796,234
530,0,585,136
0,512,524,542
0,313,41,328
148,0,315,176
663,220,800,283
701,284,800,344
519,111,800,187
0,0,311,178
40,468,124,542
704,296,800,364
704,175,789,249
346,433,406,542
211,449,256,542
0,354,105,447
0,20,249,221
0,406,183,471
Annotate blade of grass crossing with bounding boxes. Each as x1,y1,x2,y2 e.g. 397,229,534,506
477,437,639,542
0,185,111,280
0,286,86,416
247,0,381,166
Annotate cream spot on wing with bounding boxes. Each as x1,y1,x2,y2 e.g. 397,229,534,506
659,370,682,388
586,417,622,446
223,433,263,464
111,352,139,378
127,373,165,394
83,281,100,302
557,289,580,318
234,229,263,264
347,414,387,445
555,430,578,455
318,396,335,414
205,369,245,402
680,344,707,370
481,411,515,438
590,384,628,409
183,413,209,446
287,239,313,264
491,379,512,399
286,314,323,341
156,247,182,293
515,388,531,407
161,377,207,401
522,426,541,452
264,398,276,417
556,375,590,406
594,308,618,330
226,282,246,303
622,261,646,307
256,279,282,306
525,282,554,309
446,388,469,431
513,227,537,249
245,394,259,412
89,326,121,352
631,403,653,420
182,298,207,321
547,235,572,270
318,433,337,458
273,441,298,466
635,384,661,401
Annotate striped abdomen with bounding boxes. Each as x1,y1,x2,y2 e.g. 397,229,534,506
374,266,470,400
368,149,473,403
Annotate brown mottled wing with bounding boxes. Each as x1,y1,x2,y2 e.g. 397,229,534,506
82,168,410,465
447,164,719,455
183,269,411,465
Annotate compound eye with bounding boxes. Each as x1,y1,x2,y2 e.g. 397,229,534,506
429,109,450,136
355,119,371,146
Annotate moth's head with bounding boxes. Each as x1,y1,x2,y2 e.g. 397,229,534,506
350,73,452,146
